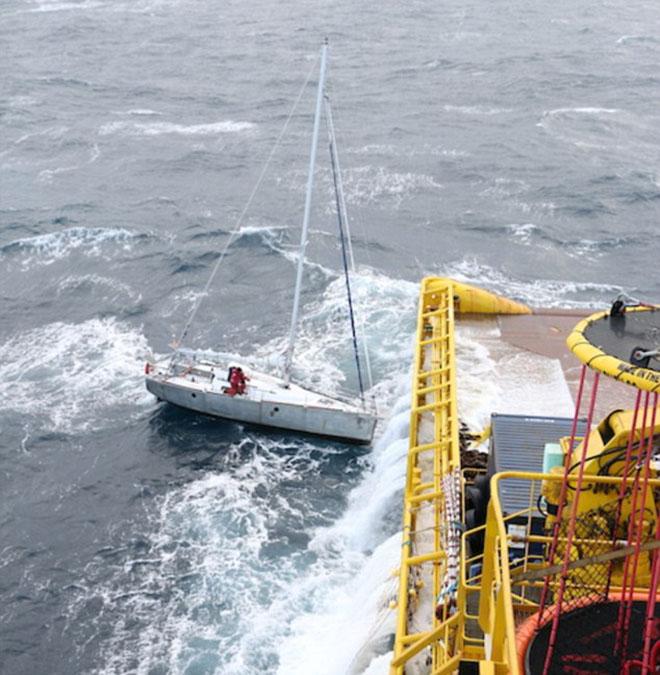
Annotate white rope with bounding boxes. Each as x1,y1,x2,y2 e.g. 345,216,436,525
171,56,320,358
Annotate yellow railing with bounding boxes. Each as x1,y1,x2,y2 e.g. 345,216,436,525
392,278,461,674
392,278,531,673
394,465,660,672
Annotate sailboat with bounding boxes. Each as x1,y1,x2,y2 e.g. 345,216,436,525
145,41,378,443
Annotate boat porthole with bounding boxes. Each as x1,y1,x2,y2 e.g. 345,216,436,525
191,393,196,398
270,407,279,417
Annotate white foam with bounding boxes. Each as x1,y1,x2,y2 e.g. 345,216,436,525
278,163,444,211
83,436,345,674
444,104,513,115
536,107,629,149
28,0,105,12
254,269,418,395
99,120,255,137
342,166,443,207
455,328,501,431
544,107,621,116
616,35,659,45
311,413,409,553
38,165,79,182
440,258,620,308
124,108,162,116
0,318,151,433
347,143,397,155
229,224,335,275
7,95,38,108
56,273,142,303
160,289,209,319
274,387,412,674
1,227,141,268
277,534,401,675
13,125,69,145
237,224,289,236
455,322,574,431
89,142,101,162
88,465,271,674
346,144,468,159
362,652,392,675
507,222,539,244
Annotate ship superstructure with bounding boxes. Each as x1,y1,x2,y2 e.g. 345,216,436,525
391,277,659,674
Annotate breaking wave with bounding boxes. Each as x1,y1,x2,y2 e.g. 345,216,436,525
69,387,411,675
443,104,513,115
440,258,622,308
27,0,105,12
254,269,418,395
99,120,255,137
464,222,646,259
0,227,148,267
616,35,660,46
543,107,621,117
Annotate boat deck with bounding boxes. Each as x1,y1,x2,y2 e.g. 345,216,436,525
150,359,364,412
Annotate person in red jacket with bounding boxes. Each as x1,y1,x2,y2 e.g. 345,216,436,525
226,367,249,396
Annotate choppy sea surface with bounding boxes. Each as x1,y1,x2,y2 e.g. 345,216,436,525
1,0,659,673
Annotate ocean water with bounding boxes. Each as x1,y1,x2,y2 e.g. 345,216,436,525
1,0,659,673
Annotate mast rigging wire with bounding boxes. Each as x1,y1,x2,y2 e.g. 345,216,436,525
323,92,375,401
171,55,320,359
325,94,366,406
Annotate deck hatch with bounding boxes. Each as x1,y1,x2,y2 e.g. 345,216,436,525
489,413,588,515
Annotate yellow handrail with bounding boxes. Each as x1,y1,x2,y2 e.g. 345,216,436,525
392,279,530,673
392,278,461,674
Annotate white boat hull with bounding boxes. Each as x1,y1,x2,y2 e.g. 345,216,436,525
145,361,377,444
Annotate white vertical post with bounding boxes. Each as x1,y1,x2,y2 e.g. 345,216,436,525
283,39,328,386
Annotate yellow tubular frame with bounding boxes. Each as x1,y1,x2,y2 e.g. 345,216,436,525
392,278,461,673
477,472,660,674
392,277,530,673
392,283,659,674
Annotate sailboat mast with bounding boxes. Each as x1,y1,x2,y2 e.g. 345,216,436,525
283,40,328,386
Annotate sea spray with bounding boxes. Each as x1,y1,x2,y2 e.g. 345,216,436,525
276,391,411,675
